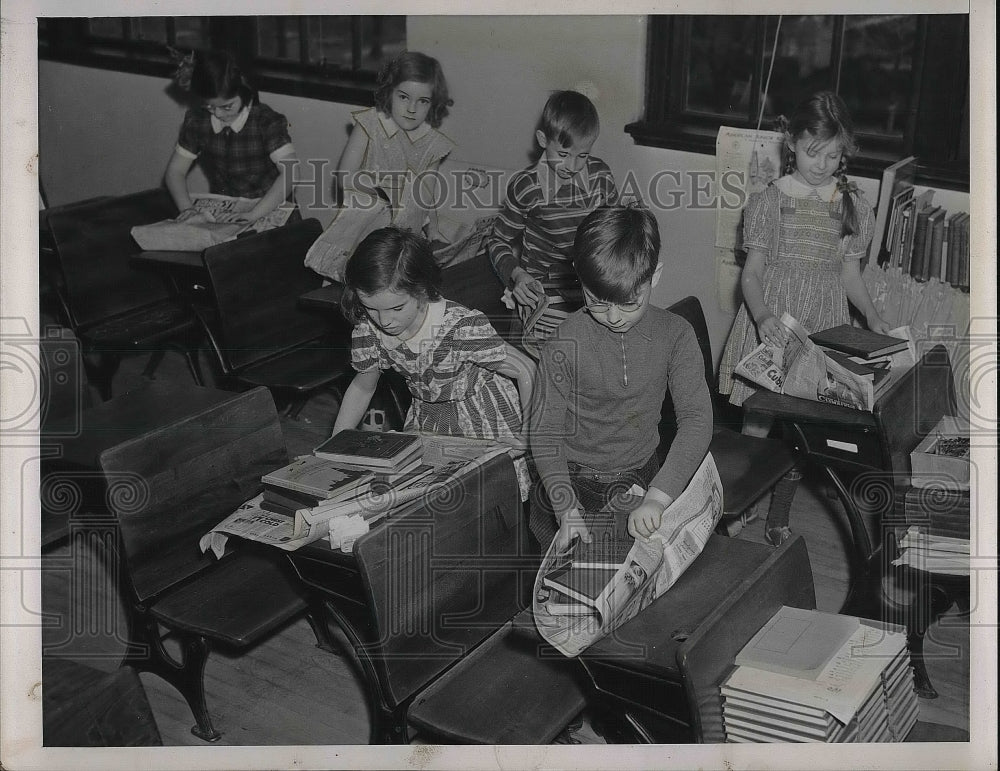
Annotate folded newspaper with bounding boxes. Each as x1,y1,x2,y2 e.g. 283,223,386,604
734,313,914,411
131,193,295,251
199,439,509,557
532,452,724,657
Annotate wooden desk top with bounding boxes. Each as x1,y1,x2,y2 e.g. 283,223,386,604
44,381,244,471
298,283,343,311
130,250,206,270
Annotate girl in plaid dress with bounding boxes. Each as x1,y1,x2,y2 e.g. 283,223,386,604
331,228,535,491
165,49,298,224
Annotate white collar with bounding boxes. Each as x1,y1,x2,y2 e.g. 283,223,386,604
211,103,252,134
377,110,432,142
776,174,840,201
381,300,446,352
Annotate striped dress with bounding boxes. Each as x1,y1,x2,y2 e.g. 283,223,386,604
487,157,618,289
350,300,522,441
719,176,875,406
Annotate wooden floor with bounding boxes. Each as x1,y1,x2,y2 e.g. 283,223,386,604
39,347,971,746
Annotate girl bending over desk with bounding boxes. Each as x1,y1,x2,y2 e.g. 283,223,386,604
331,227,535,495
164,49,298,224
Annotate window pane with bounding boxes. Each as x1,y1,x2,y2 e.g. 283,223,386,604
763,15,834,119
357,16,406,72
87,18,125,39
173,17,211,49
131,18,167,44
257,16,302,61
840,15,917,138
305,16,353,68
684,16,758,118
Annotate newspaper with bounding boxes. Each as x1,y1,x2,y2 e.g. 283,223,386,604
734,314,914,412
199,440,510,557
532,452,724,657
130,193,294,251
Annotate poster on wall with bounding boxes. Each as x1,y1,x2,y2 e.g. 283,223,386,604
715,126,784,313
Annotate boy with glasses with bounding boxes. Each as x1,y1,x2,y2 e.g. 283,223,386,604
529,206,713,551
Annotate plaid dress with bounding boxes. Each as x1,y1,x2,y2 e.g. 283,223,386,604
177,102,293,199
351,300,522,441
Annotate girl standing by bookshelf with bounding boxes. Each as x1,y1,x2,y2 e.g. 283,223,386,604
718,90,890,546
720,90,891,408
331,227,535,494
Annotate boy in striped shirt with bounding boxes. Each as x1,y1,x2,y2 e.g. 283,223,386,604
487,91,619,347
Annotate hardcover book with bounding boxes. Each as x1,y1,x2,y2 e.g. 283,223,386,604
810,325,909,360
313,430,423,470
261,455,374,499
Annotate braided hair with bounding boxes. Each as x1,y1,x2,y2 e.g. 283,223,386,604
777,91,860,238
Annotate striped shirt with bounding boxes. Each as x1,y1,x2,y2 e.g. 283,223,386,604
487,156,618,288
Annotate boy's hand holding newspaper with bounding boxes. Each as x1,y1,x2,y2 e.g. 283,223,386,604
627,488,674,540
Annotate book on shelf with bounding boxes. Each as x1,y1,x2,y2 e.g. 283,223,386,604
889,200,914,269
958,212,971,291
809,324,909,360
923,206,947,281
945,211,967,286
870,155,918,265
900,190,935,275
313,429,423,470
261,455,374,501
909,204,938,281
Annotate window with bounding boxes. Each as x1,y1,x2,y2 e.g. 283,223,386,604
630,15,969,190
39,15,406,105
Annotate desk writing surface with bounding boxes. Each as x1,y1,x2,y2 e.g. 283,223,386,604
287,453,529,709
44,381,240,470
130,250,207,269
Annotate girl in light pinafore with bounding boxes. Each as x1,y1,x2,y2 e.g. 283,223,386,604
305,51,455,281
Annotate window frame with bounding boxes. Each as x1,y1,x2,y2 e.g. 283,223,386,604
628,14,970,191
38,15,396,106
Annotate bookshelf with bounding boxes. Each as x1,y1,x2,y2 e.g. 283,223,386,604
864,160,971,414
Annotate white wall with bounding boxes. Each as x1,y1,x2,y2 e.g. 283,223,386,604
38,15,970,366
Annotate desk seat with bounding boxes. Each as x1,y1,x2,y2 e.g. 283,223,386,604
407,620,588,744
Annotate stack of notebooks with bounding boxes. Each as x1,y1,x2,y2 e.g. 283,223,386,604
261,456,375,517
721,606,919,743
892,526,970,577
902,485,971,539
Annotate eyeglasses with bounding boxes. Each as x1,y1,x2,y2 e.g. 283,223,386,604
582,287,648,315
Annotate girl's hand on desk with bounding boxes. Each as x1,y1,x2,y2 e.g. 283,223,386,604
755,313,787,348
176,207,208,223
866,312,893,336
553,507,591,552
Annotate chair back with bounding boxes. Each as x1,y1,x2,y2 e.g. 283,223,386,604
659,296,718,453
351,454,526,710
46,189,178,329
201,219,332,372
98,386,287,602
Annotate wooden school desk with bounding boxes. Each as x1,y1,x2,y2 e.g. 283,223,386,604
741,343,959,697
284,453,588,744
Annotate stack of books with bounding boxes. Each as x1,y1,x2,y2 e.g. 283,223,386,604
261,456,374,517
892,526,970,577
721,606,919,743
822,350,893,400
903,485,971,539
810,324,910,361
541,510,634,614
